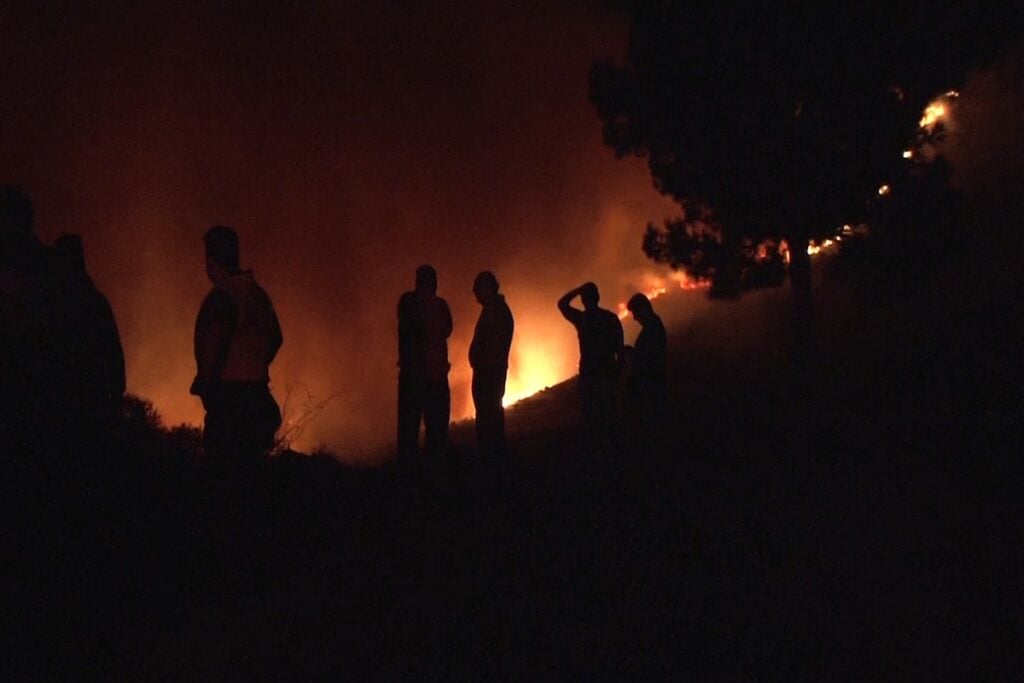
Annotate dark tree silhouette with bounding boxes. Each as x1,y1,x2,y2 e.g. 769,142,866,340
590,2,1022,299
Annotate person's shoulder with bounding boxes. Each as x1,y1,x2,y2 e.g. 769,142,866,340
398,290,417,310
431,295,452,316
203,285,230,303
601,307,622,324
85,282,115,312
202,286,235,313
245,275,276,302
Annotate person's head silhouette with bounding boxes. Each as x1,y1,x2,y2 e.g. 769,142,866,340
626,293,655,325
203,225,240,284
416,264,438,295
473,270,499,305
580,282,599,311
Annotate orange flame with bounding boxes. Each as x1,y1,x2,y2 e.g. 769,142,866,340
919,102,946,128
806,238,837,256
918,90,958,130
616,272,709,319
502,343,567,407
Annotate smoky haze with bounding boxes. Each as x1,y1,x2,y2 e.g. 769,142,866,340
927,40,1024,297
1,2,685,456
943,44,1024,213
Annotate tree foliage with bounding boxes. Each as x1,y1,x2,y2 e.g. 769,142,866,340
591,2,1022,293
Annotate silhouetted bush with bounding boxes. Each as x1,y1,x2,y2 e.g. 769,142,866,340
164,423,203,461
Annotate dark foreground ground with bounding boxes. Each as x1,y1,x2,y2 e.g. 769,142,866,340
4,254,1022,680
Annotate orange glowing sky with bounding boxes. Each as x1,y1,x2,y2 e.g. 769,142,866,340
1,2,697,455
5,4,1022,457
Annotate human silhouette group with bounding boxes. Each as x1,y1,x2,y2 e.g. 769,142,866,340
2,187,124,463
2,185,668,466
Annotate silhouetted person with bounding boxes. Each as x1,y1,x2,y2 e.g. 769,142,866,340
191,225,282,463
469,271,514,459
397,264,452,460
1,185,60,446
52,234,126,421
625,294,667,401
625,293,668,454
558,282,624,448
2,187,114,678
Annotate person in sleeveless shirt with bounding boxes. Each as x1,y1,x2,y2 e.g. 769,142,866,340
191,225,283,462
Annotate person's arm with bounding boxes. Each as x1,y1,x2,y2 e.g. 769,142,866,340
267,303,283,365
254,283,283,366
557,286,583,322
397,292,421,368
468,315,481,369
100,296,127,400
441,299,453,339
191,289,236,397
614,315,625,365
500,303,514,359
397,292,414,338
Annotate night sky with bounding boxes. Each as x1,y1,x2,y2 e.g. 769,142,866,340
2,2,685,454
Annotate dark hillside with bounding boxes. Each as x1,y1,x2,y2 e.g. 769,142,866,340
5,245,1020,680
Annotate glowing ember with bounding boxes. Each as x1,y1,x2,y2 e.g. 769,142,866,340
878,184,891,196
919,102,946,128
806,238,836,256
671,271,712,290
840,224,870,238
919,91,958,130
902,150,914,159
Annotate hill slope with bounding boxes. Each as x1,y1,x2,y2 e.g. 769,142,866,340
7,251,1020,679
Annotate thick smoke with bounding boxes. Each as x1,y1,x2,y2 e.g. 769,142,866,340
2,2,687,457
937,42,1024,291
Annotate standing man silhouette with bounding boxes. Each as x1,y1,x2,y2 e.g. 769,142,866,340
558,282,624,448
191,225,283,463
625,293,668,454
397,264,452,460
52,234,126,419
1,185,55,446
469,271,514,459
49,233,126,466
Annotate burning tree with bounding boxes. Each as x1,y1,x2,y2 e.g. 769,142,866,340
590,3,1021,300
